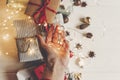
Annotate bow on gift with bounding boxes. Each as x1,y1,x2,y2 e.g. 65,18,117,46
29,0,56,24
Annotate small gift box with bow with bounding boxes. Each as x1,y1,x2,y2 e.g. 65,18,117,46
25,0,61,24
16,67,35,80
16,37,43,62
14,19,43,62
34,63,47,80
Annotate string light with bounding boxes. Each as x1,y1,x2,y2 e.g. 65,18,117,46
4,27,8,29
28,16,31,19
29,39,34,42
28,48,35,56
4,20,7,23
5,52,9,55
3,23,6,26
2,34,10,40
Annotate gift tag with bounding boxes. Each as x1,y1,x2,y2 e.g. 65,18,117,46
16,37,43,62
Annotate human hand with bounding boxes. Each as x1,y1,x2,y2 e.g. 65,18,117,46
37,24,69,70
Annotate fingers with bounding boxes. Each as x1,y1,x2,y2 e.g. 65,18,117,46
52,25,59,43
46,25,54,43
37,35,45,47
59,40,69,57
63,40,69,53
59,30,65,45
53,25,65,45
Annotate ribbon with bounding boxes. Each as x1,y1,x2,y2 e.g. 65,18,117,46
28,0,56,24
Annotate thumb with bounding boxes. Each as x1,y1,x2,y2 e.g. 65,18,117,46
37,35,46,47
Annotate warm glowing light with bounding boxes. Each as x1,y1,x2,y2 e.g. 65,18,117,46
59,41,63,45
7,16,11,19
44,23,47,26
38,24,41,26
2,34,10,40
4,20,7,22
28,48,35,56
29,39,33,42
28,16,31,19
6,9,9,12
4,27,8,29
5,52,9,55
3,23,6,26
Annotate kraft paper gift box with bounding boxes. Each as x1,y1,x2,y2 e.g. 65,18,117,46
14,19,43,62
25,0,61,24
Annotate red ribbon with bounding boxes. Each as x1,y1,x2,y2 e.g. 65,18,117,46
29,0,56,24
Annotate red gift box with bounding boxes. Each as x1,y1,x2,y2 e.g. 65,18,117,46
34,64,50,80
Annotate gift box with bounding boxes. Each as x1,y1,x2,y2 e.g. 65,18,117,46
16,67,35,80
14,20,43,62
16,37,43,62
25,0,61,24
34,63,46,80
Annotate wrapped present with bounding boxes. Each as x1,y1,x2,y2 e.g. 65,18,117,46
25,0,61,24
13,19,38,38
16,37,43,62
16,67,35,80
14,20,43,62
34,63,46,80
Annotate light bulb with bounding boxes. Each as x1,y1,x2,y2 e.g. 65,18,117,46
29,39,34,42
28,16,31,19
4,20,7,22
3,23,6,26
4,27,8,29
2,34,10,40
7,16,11,19
5,52,9,55
28,48,35,56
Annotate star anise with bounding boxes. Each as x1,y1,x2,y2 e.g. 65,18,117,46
88,51,95,58
81,1,87,7
76,43,82,49
65,31,70,36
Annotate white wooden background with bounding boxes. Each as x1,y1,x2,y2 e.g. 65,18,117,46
0,0,120,80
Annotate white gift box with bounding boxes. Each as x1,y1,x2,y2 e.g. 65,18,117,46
16,68,34,80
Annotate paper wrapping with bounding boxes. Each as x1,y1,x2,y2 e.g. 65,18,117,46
25,0,61,24
14,19,43,62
